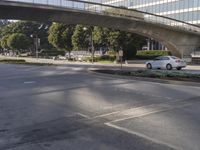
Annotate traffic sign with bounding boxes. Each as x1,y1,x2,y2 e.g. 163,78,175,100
119,50,123,56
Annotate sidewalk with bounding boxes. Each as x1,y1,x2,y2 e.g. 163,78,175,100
1,55,200,72
0,55,119,66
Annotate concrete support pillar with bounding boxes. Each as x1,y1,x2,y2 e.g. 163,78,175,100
151,40,154,50
147,38,150,50
162,44,164,50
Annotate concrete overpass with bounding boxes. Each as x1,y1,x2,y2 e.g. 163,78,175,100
0,0,200,57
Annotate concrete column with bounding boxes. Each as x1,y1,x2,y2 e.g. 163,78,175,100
147,38,150,50
162,44,164,50
151,40,154,50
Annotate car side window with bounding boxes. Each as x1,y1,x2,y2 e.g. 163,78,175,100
162,57,170,60
154,57,161,61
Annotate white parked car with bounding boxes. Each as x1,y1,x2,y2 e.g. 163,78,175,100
146,56,187,70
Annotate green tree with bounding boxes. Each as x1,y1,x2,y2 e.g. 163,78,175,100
72,25,90,50
0,20,10,39
122,33,146,59
0,20,10,27
0,21,51,50
107,29,146,59
93,26,109,48
7,33,31,53
48,23,74,55
107,30,125,51
0,41,2,50
0,35,9,50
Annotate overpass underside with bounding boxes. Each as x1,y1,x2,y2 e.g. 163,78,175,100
0,0,200,58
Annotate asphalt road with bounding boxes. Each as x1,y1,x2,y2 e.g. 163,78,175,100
0,63,200,150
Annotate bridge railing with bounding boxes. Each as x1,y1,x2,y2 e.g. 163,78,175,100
4,0,200,33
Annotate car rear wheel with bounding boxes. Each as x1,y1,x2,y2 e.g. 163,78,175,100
176,67,182,70
166,64,172,70
146,63,152,69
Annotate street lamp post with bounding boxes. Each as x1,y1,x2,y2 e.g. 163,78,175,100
119,49,123,70
91,33,94,64
83,27,94,64
30,24,44,59
30,34,40,59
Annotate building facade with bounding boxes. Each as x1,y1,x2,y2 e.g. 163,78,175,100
89,0,200,25
88,0,200,51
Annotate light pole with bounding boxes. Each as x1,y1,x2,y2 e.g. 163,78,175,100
119,48,123,70
30,24,45,59
30,34,40,59
83,27,94,64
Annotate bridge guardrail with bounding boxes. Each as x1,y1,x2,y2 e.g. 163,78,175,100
3,0,200,33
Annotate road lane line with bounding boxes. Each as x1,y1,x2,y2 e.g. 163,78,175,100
92,98,182,119
92,104,160,119
108,102,199,124
23,81,36,84
76,113,91,119
105,122,178,150
108,108,170,123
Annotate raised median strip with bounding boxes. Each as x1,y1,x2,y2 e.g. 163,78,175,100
91,69,200,87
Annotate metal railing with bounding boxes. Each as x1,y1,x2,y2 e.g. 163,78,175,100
3,0,200,33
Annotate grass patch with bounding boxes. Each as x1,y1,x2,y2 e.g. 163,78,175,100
98,60,113,63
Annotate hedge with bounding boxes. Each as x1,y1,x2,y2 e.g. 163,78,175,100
0,59,26,63
40,50,65,57
136,50,172,59
83,55,116,62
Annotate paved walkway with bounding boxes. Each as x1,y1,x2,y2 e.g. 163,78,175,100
1,55,200,73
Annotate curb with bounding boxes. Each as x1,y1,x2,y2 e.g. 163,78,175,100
89,69,200,87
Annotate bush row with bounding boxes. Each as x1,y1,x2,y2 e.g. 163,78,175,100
136,50,172,59
0,59,26,63
83,55,116,62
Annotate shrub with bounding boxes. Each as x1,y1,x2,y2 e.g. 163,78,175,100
123,47,137,60
40,49,65,57
136,50,172,59
82,55,116,62
0,59,26,63
107,50,116,56
130,70,200,79
99,55,116,61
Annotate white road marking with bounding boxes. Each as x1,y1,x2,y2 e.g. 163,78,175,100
76,113,91,119
105,122,178,150
92,104,158,119
108,108,170,123
107,102,197,124
64,114,80,118
93,98,182,119
23,81,36,84
93,110,122,118
103,102,130,110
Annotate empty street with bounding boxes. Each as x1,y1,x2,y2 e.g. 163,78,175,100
0,64,200,150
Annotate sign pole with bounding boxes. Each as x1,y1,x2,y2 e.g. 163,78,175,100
119,50,123,71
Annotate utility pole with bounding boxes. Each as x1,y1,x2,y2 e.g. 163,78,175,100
83,27,94,64
91,33,94,64
31,34,40,59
